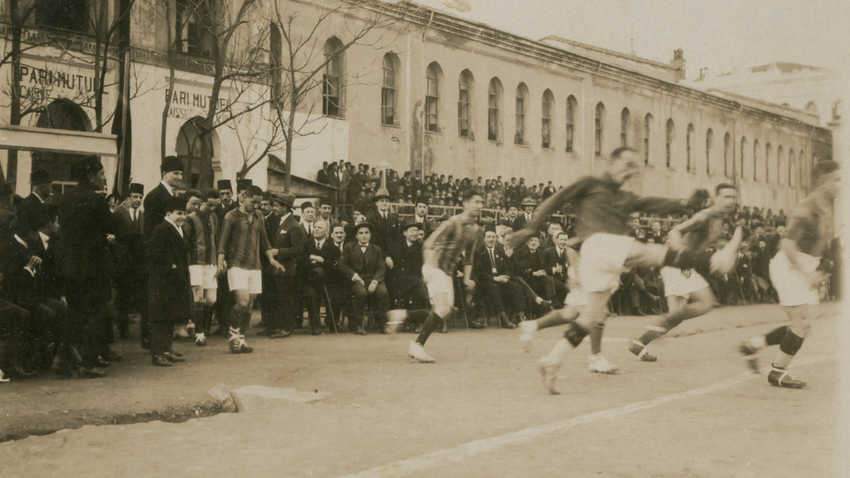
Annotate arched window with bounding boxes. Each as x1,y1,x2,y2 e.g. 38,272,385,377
542,89,554,149
777,145,785,185
323,37,345,117
753,139,759,182
458,69,474,137
515,83,529,145
175,117,215,191
833,100,843,121
686,124,694,172
488,78,503,142
805,101,819,117
32,99,92,196
705,128,713,175
595,102,605,156
644,113,652,165
765,142,772,183
425,62,442,132
566,95,578,153
740,136,747,179
666,119,675,168
620,108,630,147
789,149,796,187
382,53,400,125
724,133,731,178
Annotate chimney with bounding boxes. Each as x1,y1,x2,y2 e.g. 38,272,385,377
671,49,686,82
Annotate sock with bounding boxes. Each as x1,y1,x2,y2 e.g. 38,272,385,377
193,304,204,333
563,322,588,348
415,312,442,346
546,338,572,364
240,311,252,331
774,330,805,368
229,326,240,337
201,306,214,334
589,323,604,355
765,326,790,347
637,326,667,346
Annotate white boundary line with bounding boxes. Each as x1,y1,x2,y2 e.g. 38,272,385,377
340,355,831,478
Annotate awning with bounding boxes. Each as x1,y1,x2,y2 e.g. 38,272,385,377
267,155,338,198
0,125,118,156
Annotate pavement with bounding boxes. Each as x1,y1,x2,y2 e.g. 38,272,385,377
0,302,847,478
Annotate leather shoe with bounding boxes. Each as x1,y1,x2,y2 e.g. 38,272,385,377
269,329,292,339
79,366,107,378
151,355,172,367
102,350,123,362
162,352,185,363
167,349,184,358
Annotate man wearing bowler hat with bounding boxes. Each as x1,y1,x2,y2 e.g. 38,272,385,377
388,221,432,331
366,188,400,265
338,222,390,335
260,191,304,338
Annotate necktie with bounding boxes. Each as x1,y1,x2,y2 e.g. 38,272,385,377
489,248,495,268
307,224,312,236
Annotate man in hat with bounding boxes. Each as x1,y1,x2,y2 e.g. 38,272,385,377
183,188,221,346
318,200,339,232
114,183,147,339
338,222,389,335
18,169,53,221
260,191,304,338
144,156,183,238
386,189,483,363
300,201,317,237
366,188,400,266
58,156,122,377
475,224,526,328
218,185,285,353
147,196,192,367
513,198,536,232
387,221,431,332
411,200,434,237
216,179,236,223
260,191,279,239
303,218,344,333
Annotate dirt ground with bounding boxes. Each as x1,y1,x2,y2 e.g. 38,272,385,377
0,302,847,478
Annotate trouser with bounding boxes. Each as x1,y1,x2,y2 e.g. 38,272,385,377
351,282,390,329
544,276,568,306
306,280,344,331
0,300,31,369
32,299,68,369
260,271,274,325
65,277,112,368
150,321,174,356
269,275,298,332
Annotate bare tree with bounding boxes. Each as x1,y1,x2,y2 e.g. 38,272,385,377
266,0,410,191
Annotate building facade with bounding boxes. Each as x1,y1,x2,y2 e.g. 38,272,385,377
0,0,833,214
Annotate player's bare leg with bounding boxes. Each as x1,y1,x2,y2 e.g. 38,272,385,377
631,287,716,362
519,305,580,353
740,305,812,388
406,292,452,363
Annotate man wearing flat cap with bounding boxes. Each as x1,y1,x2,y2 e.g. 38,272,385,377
58,156,122,377
143,156,183,238
338,222,390,335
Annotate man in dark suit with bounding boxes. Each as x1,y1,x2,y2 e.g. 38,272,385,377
541,231,571,308
143,156,183,239
474,225,525,328
366,188,400,264
16,169,53,224
0,182,15,244
146,196,192,367
113,183,147,339
262,192,305,337
513,198,536,232
215,179,237,225
514,235,548,300
316,161,330,185
338,222,389,335
411,200,435,238
58,157,121,378
388,221,432,331
304,218,343,334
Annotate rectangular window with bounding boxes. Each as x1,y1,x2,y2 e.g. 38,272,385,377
323,75,341,117
594,116,602,156
177,0,214,57
458,86,470,137
515,97,525,145
488,87,499,141
566,103,574,153
381,65,395,125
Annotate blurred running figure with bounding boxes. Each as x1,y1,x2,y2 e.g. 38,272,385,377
629,183,743,362
739,160,839,389
513,147,702,380
387,189,483,363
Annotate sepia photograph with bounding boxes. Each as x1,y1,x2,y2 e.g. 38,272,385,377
0,0,847,476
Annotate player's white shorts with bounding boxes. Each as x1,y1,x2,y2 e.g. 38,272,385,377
579,233,633,293
227,267,262,294
190,264,218,289
422,264,454,304
769,250,821,307
660,266,709,298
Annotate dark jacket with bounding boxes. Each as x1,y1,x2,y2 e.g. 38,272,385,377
473,244,511,282
388,239,424,279
58,181,119,280
267,213,305,278
304,237,342,283
143,183,173,238
146,221,192,323
339,242,385,284
541,245,568,280
513,246,545,282
0,236,39,311
366,210,400,257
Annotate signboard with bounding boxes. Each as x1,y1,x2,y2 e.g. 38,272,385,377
166,86,228,120
17,63,103,107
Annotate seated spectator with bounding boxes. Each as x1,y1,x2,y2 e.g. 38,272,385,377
338,222,390,335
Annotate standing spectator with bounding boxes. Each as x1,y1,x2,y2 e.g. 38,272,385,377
58,157,121,378
17,169,53,223
113,183,147,340
542,181,556,201
316,161,330,185
146,196,192,367
261,192,304,338
143,156,183,238
366,188,400,264
0,182,15,243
